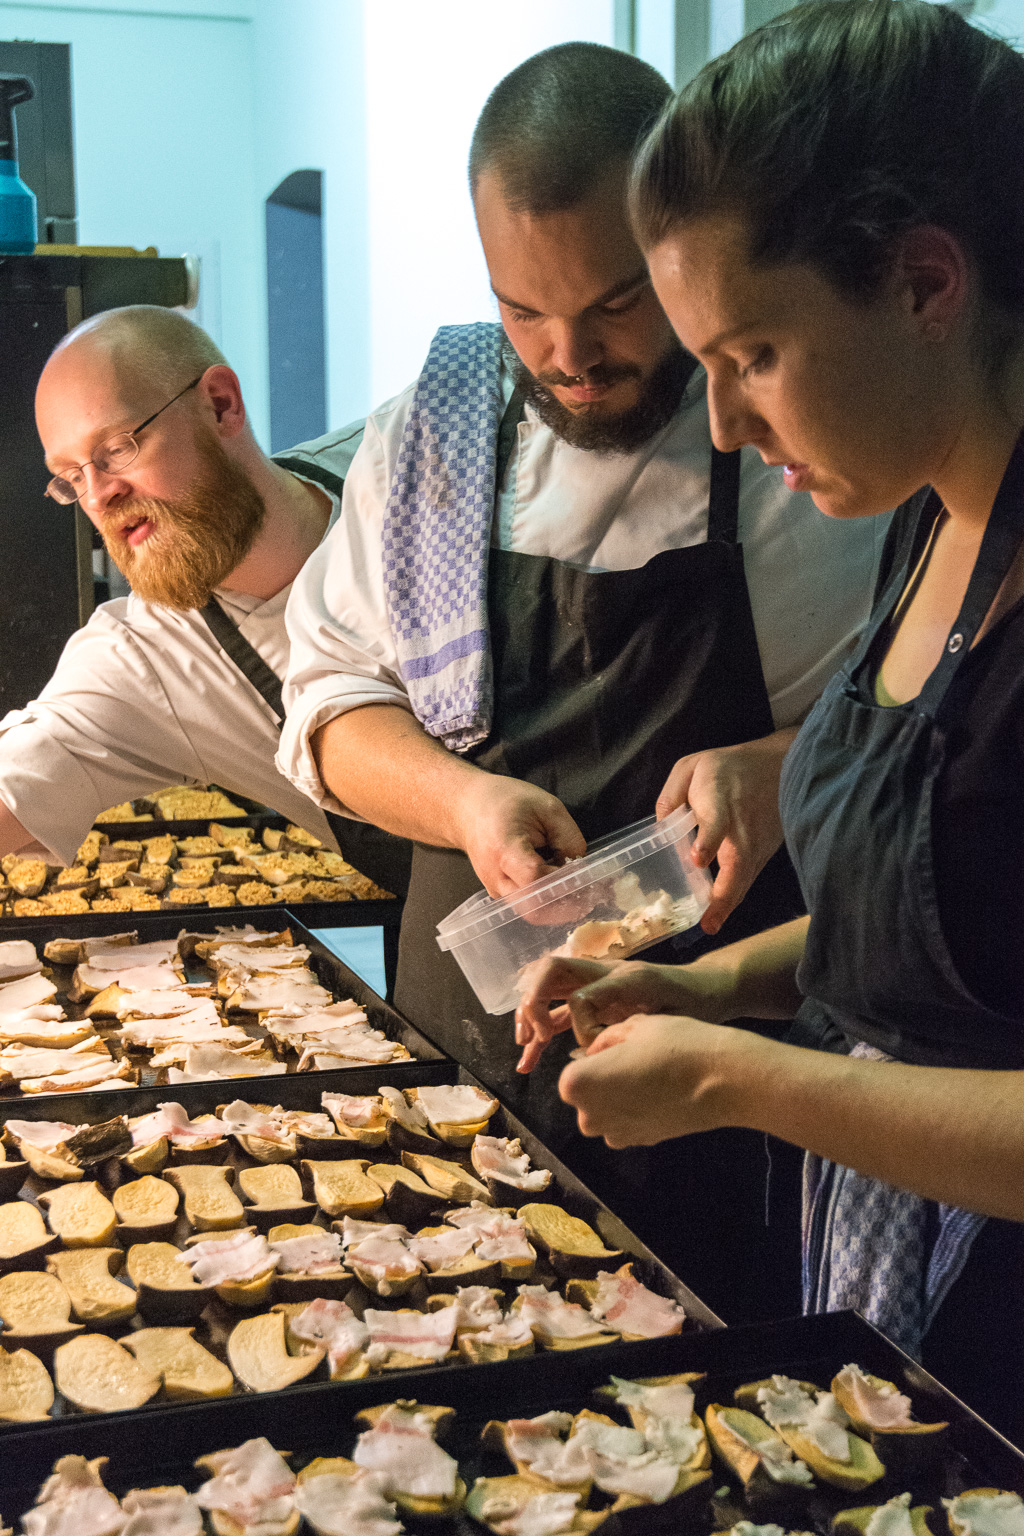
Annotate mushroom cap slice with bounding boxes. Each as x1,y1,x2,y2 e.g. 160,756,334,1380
119,1327,233,1401
164,1165,244,1231
38,1181,118,1247
400,1154,491,1207
126,1241,209,1324
0,1269,83,1355
517,1204,625,1279
47,1247,137,1324
0,1200,59,1271
227,1310,323,1393
113,1175,180,1242
55,1332,161,1412
301,1159,383,1219
0,1341,53,1420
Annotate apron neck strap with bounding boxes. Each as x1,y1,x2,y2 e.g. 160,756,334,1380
918,432,1024,715
708,446,742,544
495,386,526,493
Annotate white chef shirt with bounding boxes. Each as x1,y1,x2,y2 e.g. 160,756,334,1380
279,362,891,814
0,424,363,868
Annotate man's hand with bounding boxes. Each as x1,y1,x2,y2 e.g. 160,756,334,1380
514,954,734,1073
558,1012,752,1147
460,774,586,898
657,727,797,935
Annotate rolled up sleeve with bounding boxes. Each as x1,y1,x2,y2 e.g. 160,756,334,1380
278,401,414,814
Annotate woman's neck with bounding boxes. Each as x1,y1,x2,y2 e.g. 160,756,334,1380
931,342,1024,533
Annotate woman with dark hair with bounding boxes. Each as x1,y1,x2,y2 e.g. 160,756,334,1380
516,0,1024,1438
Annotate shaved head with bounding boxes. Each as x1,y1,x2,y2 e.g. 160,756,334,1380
48,304,227,399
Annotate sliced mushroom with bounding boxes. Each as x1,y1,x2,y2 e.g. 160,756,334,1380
55,1332,161,1412
227,1310,324,1392
47,1247,137,1324
0,1201,59,1272
301,1160,384,1220
126,1241,209,1324
38,1181,118,1247
0,1269,83,1356
236,1164,315,1231
164,1165,244,1230
113,1175,180,1243
119,1326,233,1401
0,1341,53,1421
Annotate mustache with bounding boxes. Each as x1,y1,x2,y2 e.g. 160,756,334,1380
532,361,642,389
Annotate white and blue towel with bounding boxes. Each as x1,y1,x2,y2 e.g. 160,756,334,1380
382,321,506,752
802,1043,986,1356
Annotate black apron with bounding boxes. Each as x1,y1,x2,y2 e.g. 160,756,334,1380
779,440,1024,1438
395,395,806,1315
199,455,413,901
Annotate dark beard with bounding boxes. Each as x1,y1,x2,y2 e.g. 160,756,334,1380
103,431,266,610
510,340,695,454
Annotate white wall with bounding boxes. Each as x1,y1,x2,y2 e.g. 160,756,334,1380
362,0,616,406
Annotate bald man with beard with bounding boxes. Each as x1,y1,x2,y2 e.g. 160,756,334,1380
0,304,407,892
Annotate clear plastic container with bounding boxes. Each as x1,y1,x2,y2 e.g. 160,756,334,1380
436,805,713,1015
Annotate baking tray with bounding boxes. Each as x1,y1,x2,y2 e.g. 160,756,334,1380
0,910,439,1106
0,1062,721,1445
1,1310,1020,1523
91,792,278,840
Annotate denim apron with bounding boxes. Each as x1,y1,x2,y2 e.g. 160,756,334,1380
779,437,1024,1433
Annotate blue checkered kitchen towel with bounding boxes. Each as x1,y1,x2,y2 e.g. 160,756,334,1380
802,1044,987,1357
382,322,507,752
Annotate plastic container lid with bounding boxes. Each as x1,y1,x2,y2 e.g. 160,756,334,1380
436,805,698,950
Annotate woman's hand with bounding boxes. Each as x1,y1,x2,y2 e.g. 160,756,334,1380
514,954,735,1073
558,1012,752,1147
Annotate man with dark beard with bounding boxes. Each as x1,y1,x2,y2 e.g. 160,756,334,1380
0,304,407,893
277,43,891,1314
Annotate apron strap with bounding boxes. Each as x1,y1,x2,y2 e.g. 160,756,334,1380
200,599,286,725
918,433,1024,716
708,445,742,544
199,454,349,723
495,387,526,492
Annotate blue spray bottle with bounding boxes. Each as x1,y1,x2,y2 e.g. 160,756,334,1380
0,75,38,255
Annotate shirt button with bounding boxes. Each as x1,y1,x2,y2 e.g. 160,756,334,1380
947,632,964,653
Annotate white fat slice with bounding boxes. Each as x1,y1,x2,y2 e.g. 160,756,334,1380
943,1494,1024,1536
5,1118,80,1152
265,999,368,1033
148,1030,258,1068
470,1316,535,1352
167,1044,287,1082
413,1084,497,1127
294,1469,401,1536
589,1271,686,1338
0,940,41,982
120,1487,204,1536
449,1285,504,1330
0,973,58,1011
88,939,180,969
117,1002,232,1040
477,1489,583,1536
346,1236,424,1292
445,1201,501,1232
724,1417,814,1486
21,1462,125,1536
270,1231,344,1274
569,1418,680,1503
379,1086,430,1130
339,1218,410,1248
757,1376,852,1462
203,926,288,948
353,1404,459,1496
516,1285,615,1341
473,1218,535,1266
109,964,185,994
211,944,311,972
130,1101,224,1148
506,1413,590,1487
296,1029,402,1070
179,1231,278,1286
363,1306,459,1365
834,1364,914,1429
0,1044,111,1081
0,1012,93,1049
230,973,331,1012
471,1136,551,1192
322,1093,382,1129
195,1437,297,1530
406,1226,477,1271
288,1299,370,1372
862,1494,917,1536
219,1100,295,1145
115,989,211,1020
610,1375,697,1424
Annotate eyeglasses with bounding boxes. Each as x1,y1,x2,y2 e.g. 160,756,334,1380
45,374,204,505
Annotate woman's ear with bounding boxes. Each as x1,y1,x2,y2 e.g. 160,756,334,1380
896,223,971,340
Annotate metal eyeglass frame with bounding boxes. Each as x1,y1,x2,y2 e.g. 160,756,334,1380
45,374,204,505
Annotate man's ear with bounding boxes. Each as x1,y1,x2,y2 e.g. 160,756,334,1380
199,364,246,438
896,224,971,340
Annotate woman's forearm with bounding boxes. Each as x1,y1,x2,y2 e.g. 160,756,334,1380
683,915,809,1021
719,1032,1024,1220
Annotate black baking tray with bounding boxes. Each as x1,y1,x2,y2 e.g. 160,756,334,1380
0,910,439,1106
1,1310,1020,1523
91,792,278,840
0,1057,722,1447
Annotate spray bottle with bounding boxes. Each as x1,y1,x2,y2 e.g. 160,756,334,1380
0,75,38,254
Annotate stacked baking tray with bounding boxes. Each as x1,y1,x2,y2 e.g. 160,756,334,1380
1,1310,1021,1526
0,912,432,1098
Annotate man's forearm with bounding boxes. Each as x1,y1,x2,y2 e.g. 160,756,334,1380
720,1033,1024,1220
312,704,484,845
